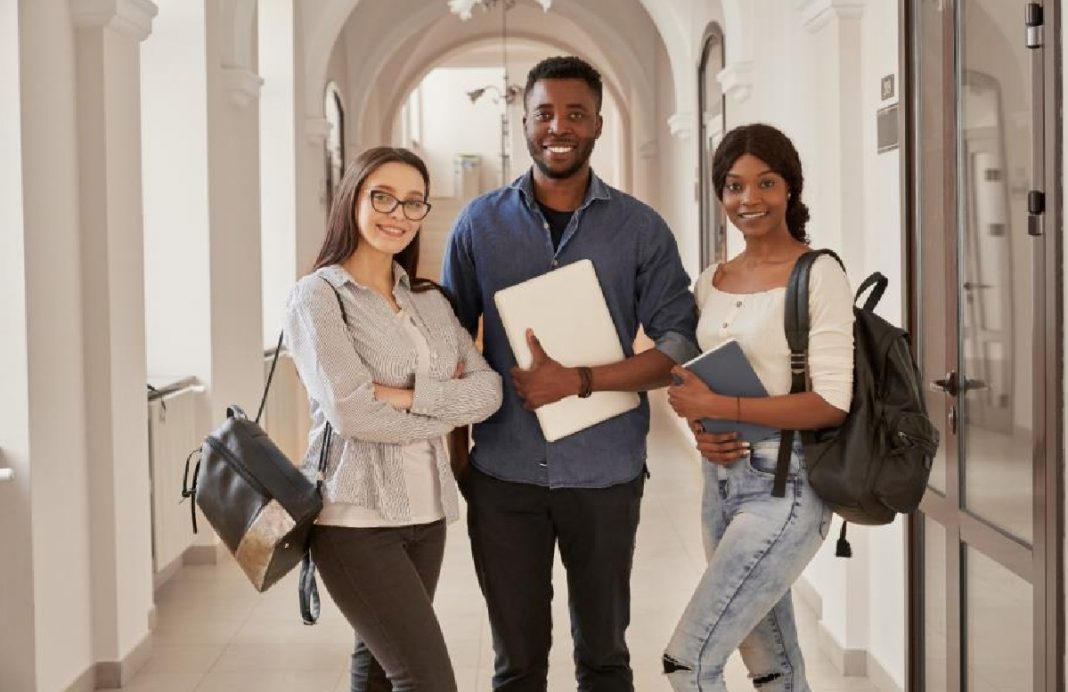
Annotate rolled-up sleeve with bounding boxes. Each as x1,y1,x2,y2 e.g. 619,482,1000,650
283,278,457,444
635,213,699,363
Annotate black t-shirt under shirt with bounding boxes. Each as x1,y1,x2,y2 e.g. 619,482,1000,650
537,201,574,251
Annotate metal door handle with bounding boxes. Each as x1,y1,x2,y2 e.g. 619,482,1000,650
932,371,960,397
931,371,987,397
0,468,12,483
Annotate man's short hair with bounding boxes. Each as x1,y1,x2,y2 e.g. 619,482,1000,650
524,56,603,111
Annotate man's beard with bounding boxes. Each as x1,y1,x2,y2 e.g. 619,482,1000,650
526,137,596,180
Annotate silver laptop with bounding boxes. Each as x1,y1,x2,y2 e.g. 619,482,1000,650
494,259,640,441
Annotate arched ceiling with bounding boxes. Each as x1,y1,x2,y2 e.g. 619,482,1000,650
363,13,636,147
303,0,679,145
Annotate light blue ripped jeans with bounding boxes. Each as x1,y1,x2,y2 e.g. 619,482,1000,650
664,435,832,691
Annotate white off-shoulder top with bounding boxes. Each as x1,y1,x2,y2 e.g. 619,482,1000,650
694,254,855,412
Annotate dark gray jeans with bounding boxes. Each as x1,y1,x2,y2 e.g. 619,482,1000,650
310,521,457,692
460,465,645,691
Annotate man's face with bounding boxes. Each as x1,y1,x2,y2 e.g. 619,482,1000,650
523,78,603,180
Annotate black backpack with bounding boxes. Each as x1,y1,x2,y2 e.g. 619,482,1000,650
773,250,939,556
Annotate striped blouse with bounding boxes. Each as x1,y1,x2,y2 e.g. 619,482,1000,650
283,263,503,523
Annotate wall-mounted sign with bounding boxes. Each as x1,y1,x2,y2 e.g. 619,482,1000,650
877,103,899,153
881,74,895,101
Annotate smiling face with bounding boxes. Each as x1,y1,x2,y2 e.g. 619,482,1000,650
353,161,427,258
721,153,792,240
523,78,602,180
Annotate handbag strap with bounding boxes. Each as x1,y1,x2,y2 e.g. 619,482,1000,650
256,331,286,424
774,249,845,497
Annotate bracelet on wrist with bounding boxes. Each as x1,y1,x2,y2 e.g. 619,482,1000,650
577,366,593,399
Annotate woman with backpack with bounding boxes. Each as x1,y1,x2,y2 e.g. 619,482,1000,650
661,123,855,691
283,146,502,691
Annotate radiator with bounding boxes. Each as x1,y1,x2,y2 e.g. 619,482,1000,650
147,385,204,575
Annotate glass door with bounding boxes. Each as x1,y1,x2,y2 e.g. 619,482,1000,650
906,0,1061,690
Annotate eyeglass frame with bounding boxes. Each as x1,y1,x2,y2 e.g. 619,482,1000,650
366,189,433,221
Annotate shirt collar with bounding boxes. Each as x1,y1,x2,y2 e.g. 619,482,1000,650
318,261,411,291
511,167,611,213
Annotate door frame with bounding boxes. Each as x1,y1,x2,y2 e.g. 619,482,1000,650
902,0,1064,689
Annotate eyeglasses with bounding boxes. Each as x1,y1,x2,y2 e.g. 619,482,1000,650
368,190,432,221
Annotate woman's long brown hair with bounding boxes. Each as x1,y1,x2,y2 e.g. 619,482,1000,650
311,146,445,298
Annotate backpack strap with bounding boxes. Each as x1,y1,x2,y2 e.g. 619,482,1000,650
773,249,845,497
855,271,889,312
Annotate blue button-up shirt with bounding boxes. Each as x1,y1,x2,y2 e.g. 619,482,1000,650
442,169,698,488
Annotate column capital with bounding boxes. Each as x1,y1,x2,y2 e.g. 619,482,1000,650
70,0,157,41
717,61,755,104
222,68,264,109
667,112,695,140
795,0,864,33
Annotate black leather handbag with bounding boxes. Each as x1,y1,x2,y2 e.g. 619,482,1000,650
182,279,346,622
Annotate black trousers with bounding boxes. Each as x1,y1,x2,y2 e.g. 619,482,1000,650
310,521,457,692
460,466,645,691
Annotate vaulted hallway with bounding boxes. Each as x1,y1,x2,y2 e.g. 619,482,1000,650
2,1,1064,691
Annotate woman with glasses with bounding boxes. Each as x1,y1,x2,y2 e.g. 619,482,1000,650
284,146,502,691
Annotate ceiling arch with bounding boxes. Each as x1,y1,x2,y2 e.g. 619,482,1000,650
371,30,630,144
371,32,634,190
305,0,665,138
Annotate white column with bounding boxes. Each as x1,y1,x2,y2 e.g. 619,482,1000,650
142,0,266,563
205,0,265,425
795,0,870,673
797,0,866,266
71,0,159,684
259,0,299,345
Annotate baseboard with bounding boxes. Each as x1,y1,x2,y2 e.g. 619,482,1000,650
866,652,904,692
64,665,96,692
793,574,823,619
153,553,184,591
93,631,153,689
817,620,868,676
182,542,222,565
795,579,903,688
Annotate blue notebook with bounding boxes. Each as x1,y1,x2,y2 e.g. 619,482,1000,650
680,340,778,445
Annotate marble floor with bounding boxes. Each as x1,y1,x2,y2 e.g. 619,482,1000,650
120,392,878,691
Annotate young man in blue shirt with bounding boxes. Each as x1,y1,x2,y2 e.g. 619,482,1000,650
442,56,697,691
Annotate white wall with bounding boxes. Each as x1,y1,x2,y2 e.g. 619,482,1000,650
17,0,95,688
142,0,212,383
419,66,508,196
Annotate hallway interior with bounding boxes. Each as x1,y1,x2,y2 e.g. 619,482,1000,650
120,393,877,691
